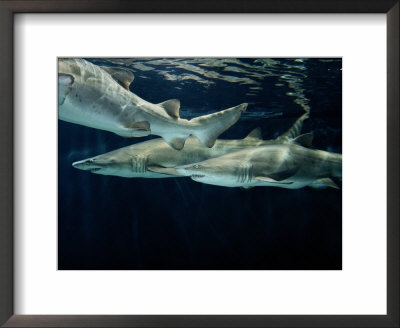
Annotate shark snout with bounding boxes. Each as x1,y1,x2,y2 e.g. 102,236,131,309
175,164,206,179
239,102,248,113
72,158,102,172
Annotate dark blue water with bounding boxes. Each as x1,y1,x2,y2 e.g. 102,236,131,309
58,58,342,270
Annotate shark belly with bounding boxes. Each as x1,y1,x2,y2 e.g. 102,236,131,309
59,98,124,134
97,169,172,179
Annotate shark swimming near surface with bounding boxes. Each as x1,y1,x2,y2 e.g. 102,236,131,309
58,58,247,150
174,141,342,189
72,112,310,178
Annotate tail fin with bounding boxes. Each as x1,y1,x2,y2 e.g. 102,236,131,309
277,112,309,143
331,153,342,179
190,103,247,148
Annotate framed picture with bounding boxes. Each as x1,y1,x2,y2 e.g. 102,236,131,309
1,1,398,327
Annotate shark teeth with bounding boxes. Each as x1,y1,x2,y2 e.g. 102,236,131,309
191,175,205,179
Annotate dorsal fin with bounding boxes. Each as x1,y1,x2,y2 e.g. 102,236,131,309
292,133,313,147
123,120,150,132
158,99,181,118
101,66,135,90
244,127,262,140
310,178,340,189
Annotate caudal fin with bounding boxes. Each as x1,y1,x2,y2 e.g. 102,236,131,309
190,103,248,148
277,112,309,143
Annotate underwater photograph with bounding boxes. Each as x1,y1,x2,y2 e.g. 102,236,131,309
58,57,342,270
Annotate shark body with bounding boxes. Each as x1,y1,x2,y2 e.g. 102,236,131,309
175,143,342,189
72,113,310,178
58,58,247,150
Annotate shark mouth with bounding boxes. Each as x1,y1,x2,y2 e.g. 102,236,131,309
191,174,205,179
90,168,102,172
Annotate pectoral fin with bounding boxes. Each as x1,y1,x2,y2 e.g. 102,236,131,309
124,120,150,131
256,169,295,184
256,176,293,185
147,166,182,176
263,169,297,182
122,121,151,137
310,178,340,189
101,66,135,90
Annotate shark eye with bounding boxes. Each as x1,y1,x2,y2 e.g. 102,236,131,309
193,164,201,169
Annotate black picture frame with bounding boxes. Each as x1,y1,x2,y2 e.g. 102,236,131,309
0,1,398,327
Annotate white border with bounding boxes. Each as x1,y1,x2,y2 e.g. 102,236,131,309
14,14,387,315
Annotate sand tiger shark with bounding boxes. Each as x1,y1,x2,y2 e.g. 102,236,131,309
72,112,310,178
58,58,247,150
175,142,342,189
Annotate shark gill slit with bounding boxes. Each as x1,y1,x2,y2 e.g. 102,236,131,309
238,164,252,184
131,155,147,173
